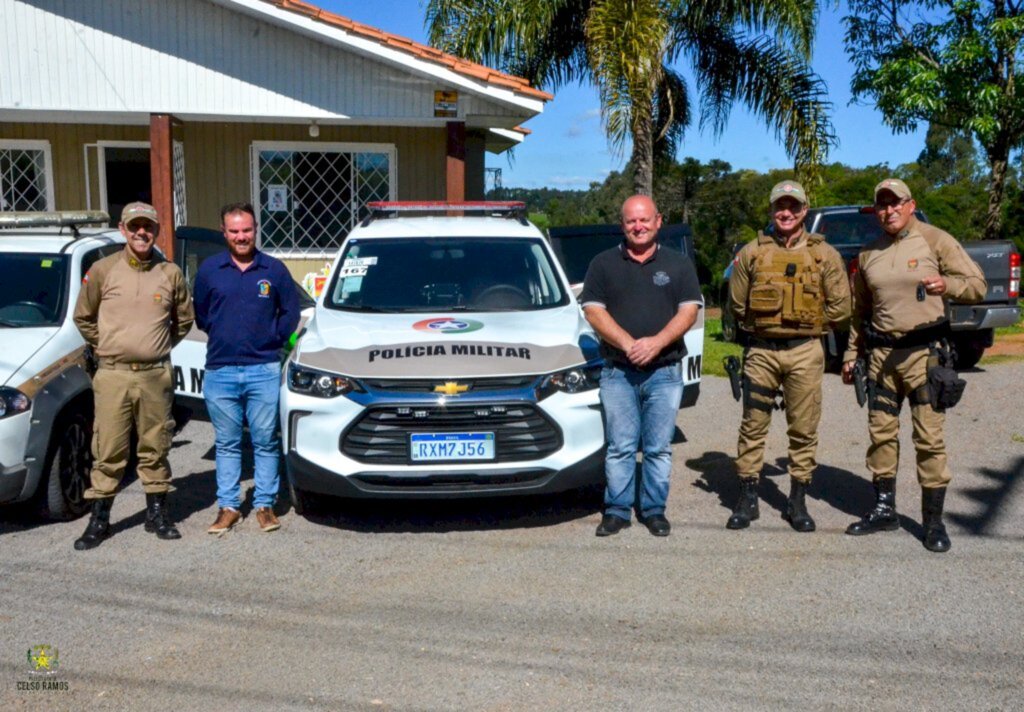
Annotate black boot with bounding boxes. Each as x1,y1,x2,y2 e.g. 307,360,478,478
846,478,899,535
783,478,816,532
144,492,181,540
922,487,951,553
74,498,113,551
727,477,760,529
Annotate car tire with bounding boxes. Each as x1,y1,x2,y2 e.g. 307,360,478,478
952,336,986,370
719,285,737,343
42,409,92,520
288,480,315,516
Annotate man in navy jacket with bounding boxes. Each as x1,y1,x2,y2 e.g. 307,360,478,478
193,202,300,534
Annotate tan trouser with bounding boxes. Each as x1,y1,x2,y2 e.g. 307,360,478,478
866,346,950,488
85,364,175,499
735,338,824,483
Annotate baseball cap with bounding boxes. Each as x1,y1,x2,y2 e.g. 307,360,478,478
121,201,159,225
769,180,808,206
874,178,912,202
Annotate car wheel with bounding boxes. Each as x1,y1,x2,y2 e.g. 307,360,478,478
719,285,737,343
43,410,92,520
288,480,315,516
952,336,986,370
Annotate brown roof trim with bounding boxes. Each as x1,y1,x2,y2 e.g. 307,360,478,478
260,0,553,102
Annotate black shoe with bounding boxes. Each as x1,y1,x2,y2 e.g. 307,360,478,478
642,514,671,537
144,493,181,540
922,487,951,553
595,514,630,537
846,478,899,536
726,477,760,529
783,479,816,532
74,498,114,551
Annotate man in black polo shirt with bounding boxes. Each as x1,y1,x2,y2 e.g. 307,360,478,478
580,195,703,536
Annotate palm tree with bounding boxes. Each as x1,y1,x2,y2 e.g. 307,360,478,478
427,0,836,195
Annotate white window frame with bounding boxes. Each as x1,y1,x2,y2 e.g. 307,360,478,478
93,140,150,217
0,139,55,211
250,141,398,259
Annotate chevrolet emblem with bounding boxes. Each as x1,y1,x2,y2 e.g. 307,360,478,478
434,381,469,396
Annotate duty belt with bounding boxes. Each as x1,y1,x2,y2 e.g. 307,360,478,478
97,358,170,372
864,321,950,350
748,336,815,351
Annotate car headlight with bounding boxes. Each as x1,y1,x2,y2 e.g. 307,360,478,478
0,387,31,419
287,363,363,398
537,362,602,400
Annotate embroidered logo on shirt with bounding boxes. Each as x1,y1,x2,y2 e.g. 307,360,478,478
257,279,271,298
907,258,919,271
653,271,671,286
153,293,162,303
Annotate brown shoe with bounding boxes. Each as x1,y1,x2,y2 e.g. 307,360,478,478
255,507,280,532
208,508,241,534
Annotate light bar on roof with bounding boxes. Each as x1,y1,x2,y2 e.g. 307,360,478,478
367,201,526,213
0,211,111,229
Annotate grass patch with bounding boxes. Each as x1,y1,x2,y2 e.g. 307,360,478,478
995,302,1024,336
974,352,1024,364
703,317,743,377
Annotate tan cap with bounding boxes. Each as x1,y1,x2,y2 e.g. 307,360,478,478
121,201,159,225
769,180,808,206
874,178,912,202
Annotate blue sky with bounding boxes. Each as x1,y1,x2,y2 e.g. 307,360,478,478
317,0,928,189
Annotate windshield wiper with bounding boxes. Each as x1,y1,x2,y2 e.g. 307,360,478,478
0,318,23,327
337,304,395,313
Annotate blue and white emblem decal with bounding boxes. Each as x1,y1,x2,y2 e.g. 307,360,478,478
653,271,671,286
257,279,271,298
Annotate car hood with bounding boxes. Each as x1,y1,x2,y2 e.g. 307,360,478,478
0,327,59,388
294,305,600,378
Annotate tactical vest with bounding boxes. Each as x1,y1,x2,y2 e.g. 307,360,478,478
743,234,828,337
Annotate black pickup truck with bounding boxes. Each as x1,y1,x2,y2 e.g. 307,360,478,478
720,206,1021,369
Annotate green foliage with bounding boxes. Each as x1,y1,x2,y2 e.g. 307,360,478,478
427,0,835,194
703,316,743,377
844,0,1024,238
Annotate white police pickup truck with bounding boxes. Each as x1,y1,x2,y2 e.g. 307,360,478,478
280,202,617,509
0,212,125,518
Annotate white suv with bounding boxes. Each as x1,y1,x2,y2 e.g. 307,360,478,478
281,202,607,508
0,212,125,518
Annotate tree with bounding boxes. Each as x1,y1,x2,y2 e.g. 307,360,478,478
427,0,836,195
845,0,1024,239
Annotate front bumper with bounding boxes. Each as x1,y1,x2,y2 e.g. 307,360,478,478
287,447,604,499
282,384,606,499
0,411,32,503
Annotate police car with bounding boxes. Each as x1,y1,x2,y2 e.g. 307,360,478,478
281,202,618,508
0,211,125,519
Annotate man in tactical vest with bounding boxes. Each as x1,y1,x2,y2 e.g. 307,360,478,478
841,179,986,552
727,181,851,531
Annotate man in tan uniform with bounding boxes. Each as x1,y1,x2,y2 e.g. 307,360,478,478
72,202,194,550
727,181,851,531
842,179,986,552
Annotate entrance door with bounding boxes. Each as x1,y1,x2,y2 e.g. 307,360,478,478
99,141,151,227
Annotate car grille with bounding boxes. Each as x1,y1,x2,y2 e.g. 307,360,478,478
340,403,561,464
360,376,537,393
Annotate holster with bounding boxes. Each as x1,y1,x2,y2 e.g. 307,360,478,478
926,346,966,411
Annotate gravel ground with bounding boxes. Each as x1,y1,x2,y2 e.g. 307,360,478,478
2,361,1021,711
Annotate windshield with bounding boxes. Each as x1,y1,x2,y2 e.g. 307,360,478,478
811,212,886,246
0,253,67,327
325,237,570,312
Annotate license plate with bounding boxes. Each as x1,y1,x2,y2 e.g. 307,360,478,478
409,432,495,461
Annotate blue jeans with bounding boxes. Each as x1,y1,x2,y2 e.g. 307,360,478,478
599,362,683,520
203,363,282,510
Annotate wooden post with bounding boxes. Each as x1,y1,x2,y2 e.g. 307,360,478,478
149,113,175,260
446,121,466,203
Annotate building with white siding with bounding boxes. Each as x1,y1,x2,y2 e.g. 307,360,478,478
0,0,550,264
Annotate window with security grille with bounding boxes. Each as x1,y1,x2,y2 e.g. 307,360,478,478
0,141,53,212
253,143,394,255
